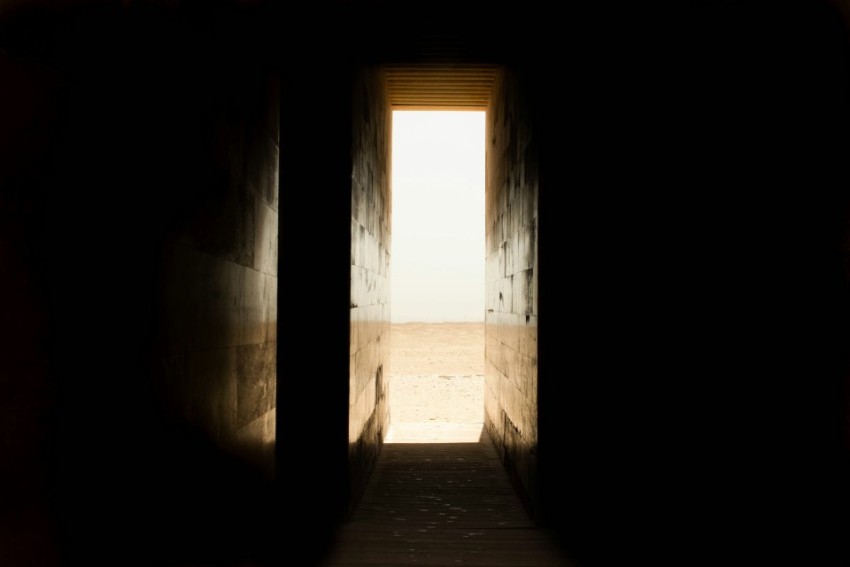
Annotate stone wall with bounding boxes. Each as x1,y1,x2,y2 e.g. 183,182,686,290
349,66,392,510
484,68,539,514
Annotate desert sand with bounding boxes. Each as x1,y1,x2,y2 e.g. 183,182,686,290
386,322,485,443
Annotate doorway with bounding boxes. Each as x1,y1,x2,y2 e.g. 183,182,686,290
386,110,486,444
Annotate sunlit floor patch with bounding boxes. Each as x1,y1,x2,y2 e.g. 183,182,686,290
385,422,485,444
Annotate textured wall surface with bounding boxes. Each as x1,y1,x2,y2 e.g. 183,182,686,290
156,69,279,478
349,67,392,508
484,69,539,513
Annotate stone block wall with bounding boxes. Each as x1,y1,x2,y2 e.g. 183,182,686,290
157,69,279,478
484,68,539,513
349,66,392,510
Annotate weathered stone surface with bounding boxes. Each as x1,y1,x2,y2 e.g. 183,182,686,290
349,66,392,512
485,68,539,515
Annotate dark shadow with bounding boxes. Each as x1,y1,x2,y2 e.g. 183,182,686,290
54,418,281,567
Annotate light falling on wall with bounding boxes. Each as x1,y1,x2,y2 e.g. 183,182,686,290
390,110,485,323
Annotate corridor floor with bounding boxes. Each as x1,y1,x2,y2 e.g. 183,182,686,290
321,423,575,566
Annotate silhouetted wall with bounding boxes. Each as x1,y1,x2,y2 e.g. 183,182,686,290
276,14,357,563
0,29,61,566
0,4,280,566
484,68,540,516
349,66,392,510
531,3,850,565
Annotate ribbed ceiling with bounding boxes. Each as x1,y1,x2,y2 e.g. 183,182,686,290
383,64,499,110
375,17,502,110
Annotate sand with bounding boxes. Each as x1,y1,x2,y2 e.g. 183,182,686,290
386,322,485,443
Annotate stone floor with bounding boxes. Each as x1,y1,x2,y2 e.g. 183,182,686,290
321,424,575,566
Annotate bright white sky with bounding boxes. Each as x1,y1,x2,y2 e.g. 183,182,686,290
390,111,485,323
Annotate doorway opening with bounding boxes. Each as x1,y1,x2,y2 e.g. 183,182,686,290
386,110,486,444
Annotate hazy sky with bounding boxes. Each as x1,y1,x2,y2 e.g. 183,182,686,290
390,111,485,323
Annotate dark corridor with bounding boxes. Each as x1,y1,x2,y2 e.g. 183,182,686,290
3,2,850,566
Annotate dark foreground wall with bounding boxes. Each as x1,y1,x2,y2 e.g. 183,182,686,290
0,4,280,566
275,7,362,562
530,2,850,565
